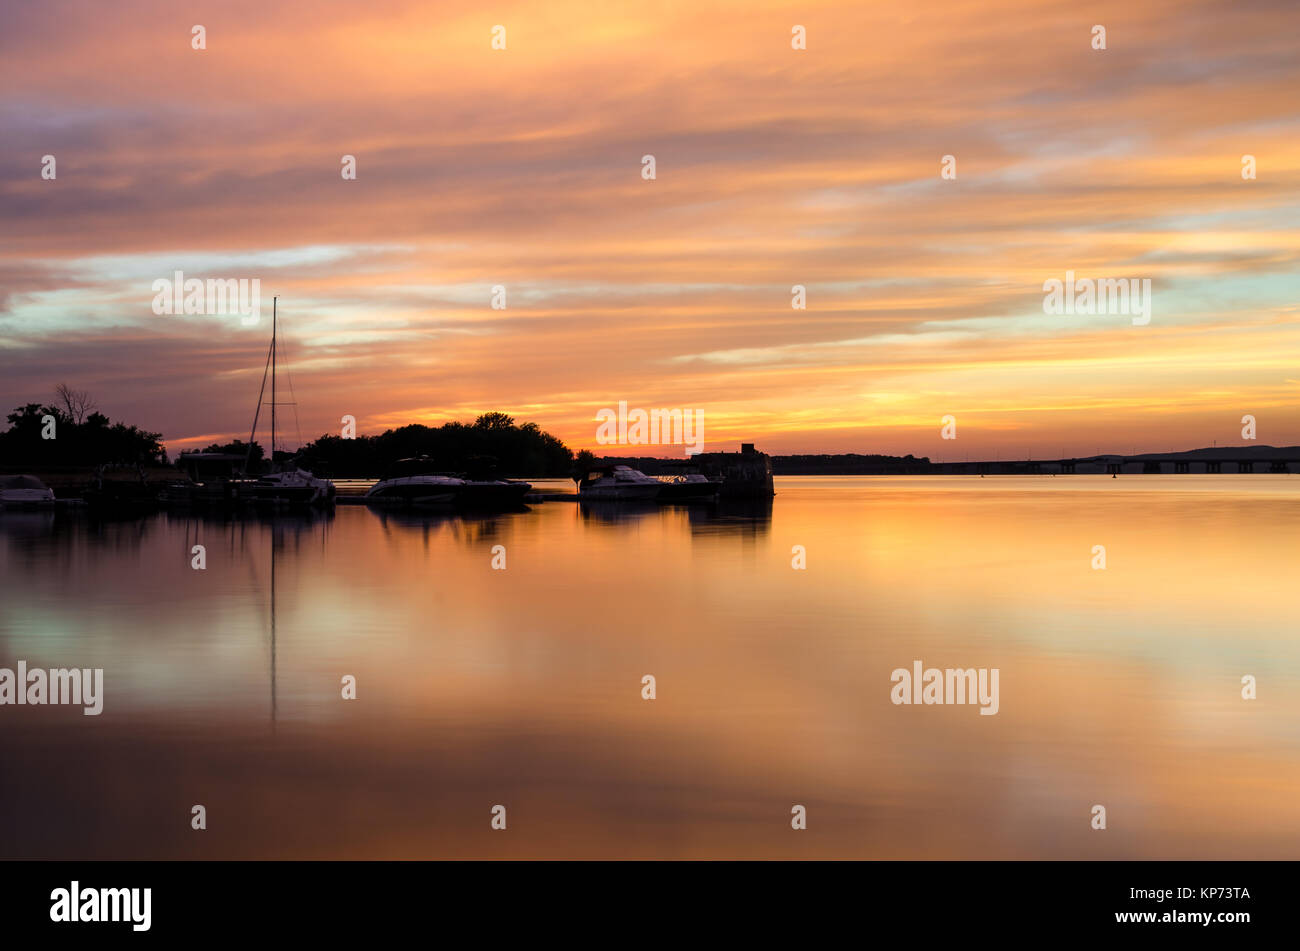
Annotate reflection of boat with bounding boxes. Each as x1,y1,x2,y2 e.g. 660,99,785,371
577,465,662,501
365,457,532,508
0,474,57,508
0,509,56,536
656,472,722,503
577,500,662,525
243,297,335,508
366,506,519,541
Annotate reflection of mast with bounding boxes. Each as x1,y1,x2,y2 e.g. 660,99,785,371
239,515,279,730
270,518,277,730
270,297,277,462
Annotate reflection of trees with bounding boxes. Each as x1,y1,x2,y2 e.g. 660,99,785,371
0,510,155,576
0,509,337,586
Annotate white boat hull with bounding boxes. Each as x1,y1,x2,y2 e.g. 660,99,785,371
0,488,57,508
0,476,57,509
251,468,336,507
576,466,664,502
365,475,462,506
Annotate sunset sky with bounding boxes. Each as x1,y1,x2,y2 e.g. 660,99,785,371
2,0,1298,459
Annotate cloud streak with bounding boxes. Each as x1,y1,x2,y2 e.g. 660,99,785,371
2,0,1298,456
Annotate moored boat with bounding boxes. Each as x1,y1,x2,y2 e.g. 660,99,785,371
365,458,463,506
249,466,336,507
82,464,162,514
655,471,722,503
456,478,533,508
172,452,255,508
576,465,662,501
0,474,57,509
242,298,336,508
365,457,532,508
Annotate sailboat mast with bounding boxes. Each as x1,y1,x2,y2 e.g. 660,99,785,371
244,312,274,474
270,296,277,466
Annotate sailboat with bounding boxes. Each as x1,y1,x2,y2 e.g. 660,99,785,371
245,298,336,508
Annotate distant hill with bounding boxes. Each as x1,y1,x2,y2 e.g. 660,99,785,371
1121,445,1300,462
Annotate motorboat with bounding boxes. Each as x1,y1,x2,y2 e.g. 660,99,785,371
0,474,56,508
454,455,532,508
366,458,465,506
365,457,531,508
576,465,662,501
456,478,533,508
655,471,722,503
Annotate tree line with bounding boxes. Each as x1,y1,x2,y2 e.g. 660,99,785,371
0,386,165,467
2,388,575,478
292,412,574,477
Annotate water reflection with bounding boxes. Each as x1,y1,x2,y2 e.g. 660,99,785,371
0,510,56,545
366,505,529,550
687,497,773,536
575,497,773,537
1,476,1298,859
577,500,661,525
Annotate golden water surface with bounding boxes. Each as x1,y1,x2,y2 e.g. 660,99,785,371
1,476,1296,858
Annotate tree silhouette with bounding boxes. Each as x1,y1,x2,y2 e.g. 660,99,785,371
55,384,97,425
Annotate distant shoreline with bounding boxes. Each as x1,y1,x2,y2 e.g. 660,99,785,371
598,446,1300,478
6,444,1300,485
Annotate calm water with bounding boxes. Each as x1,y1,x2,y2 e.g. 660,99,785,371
2,476,1297,859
